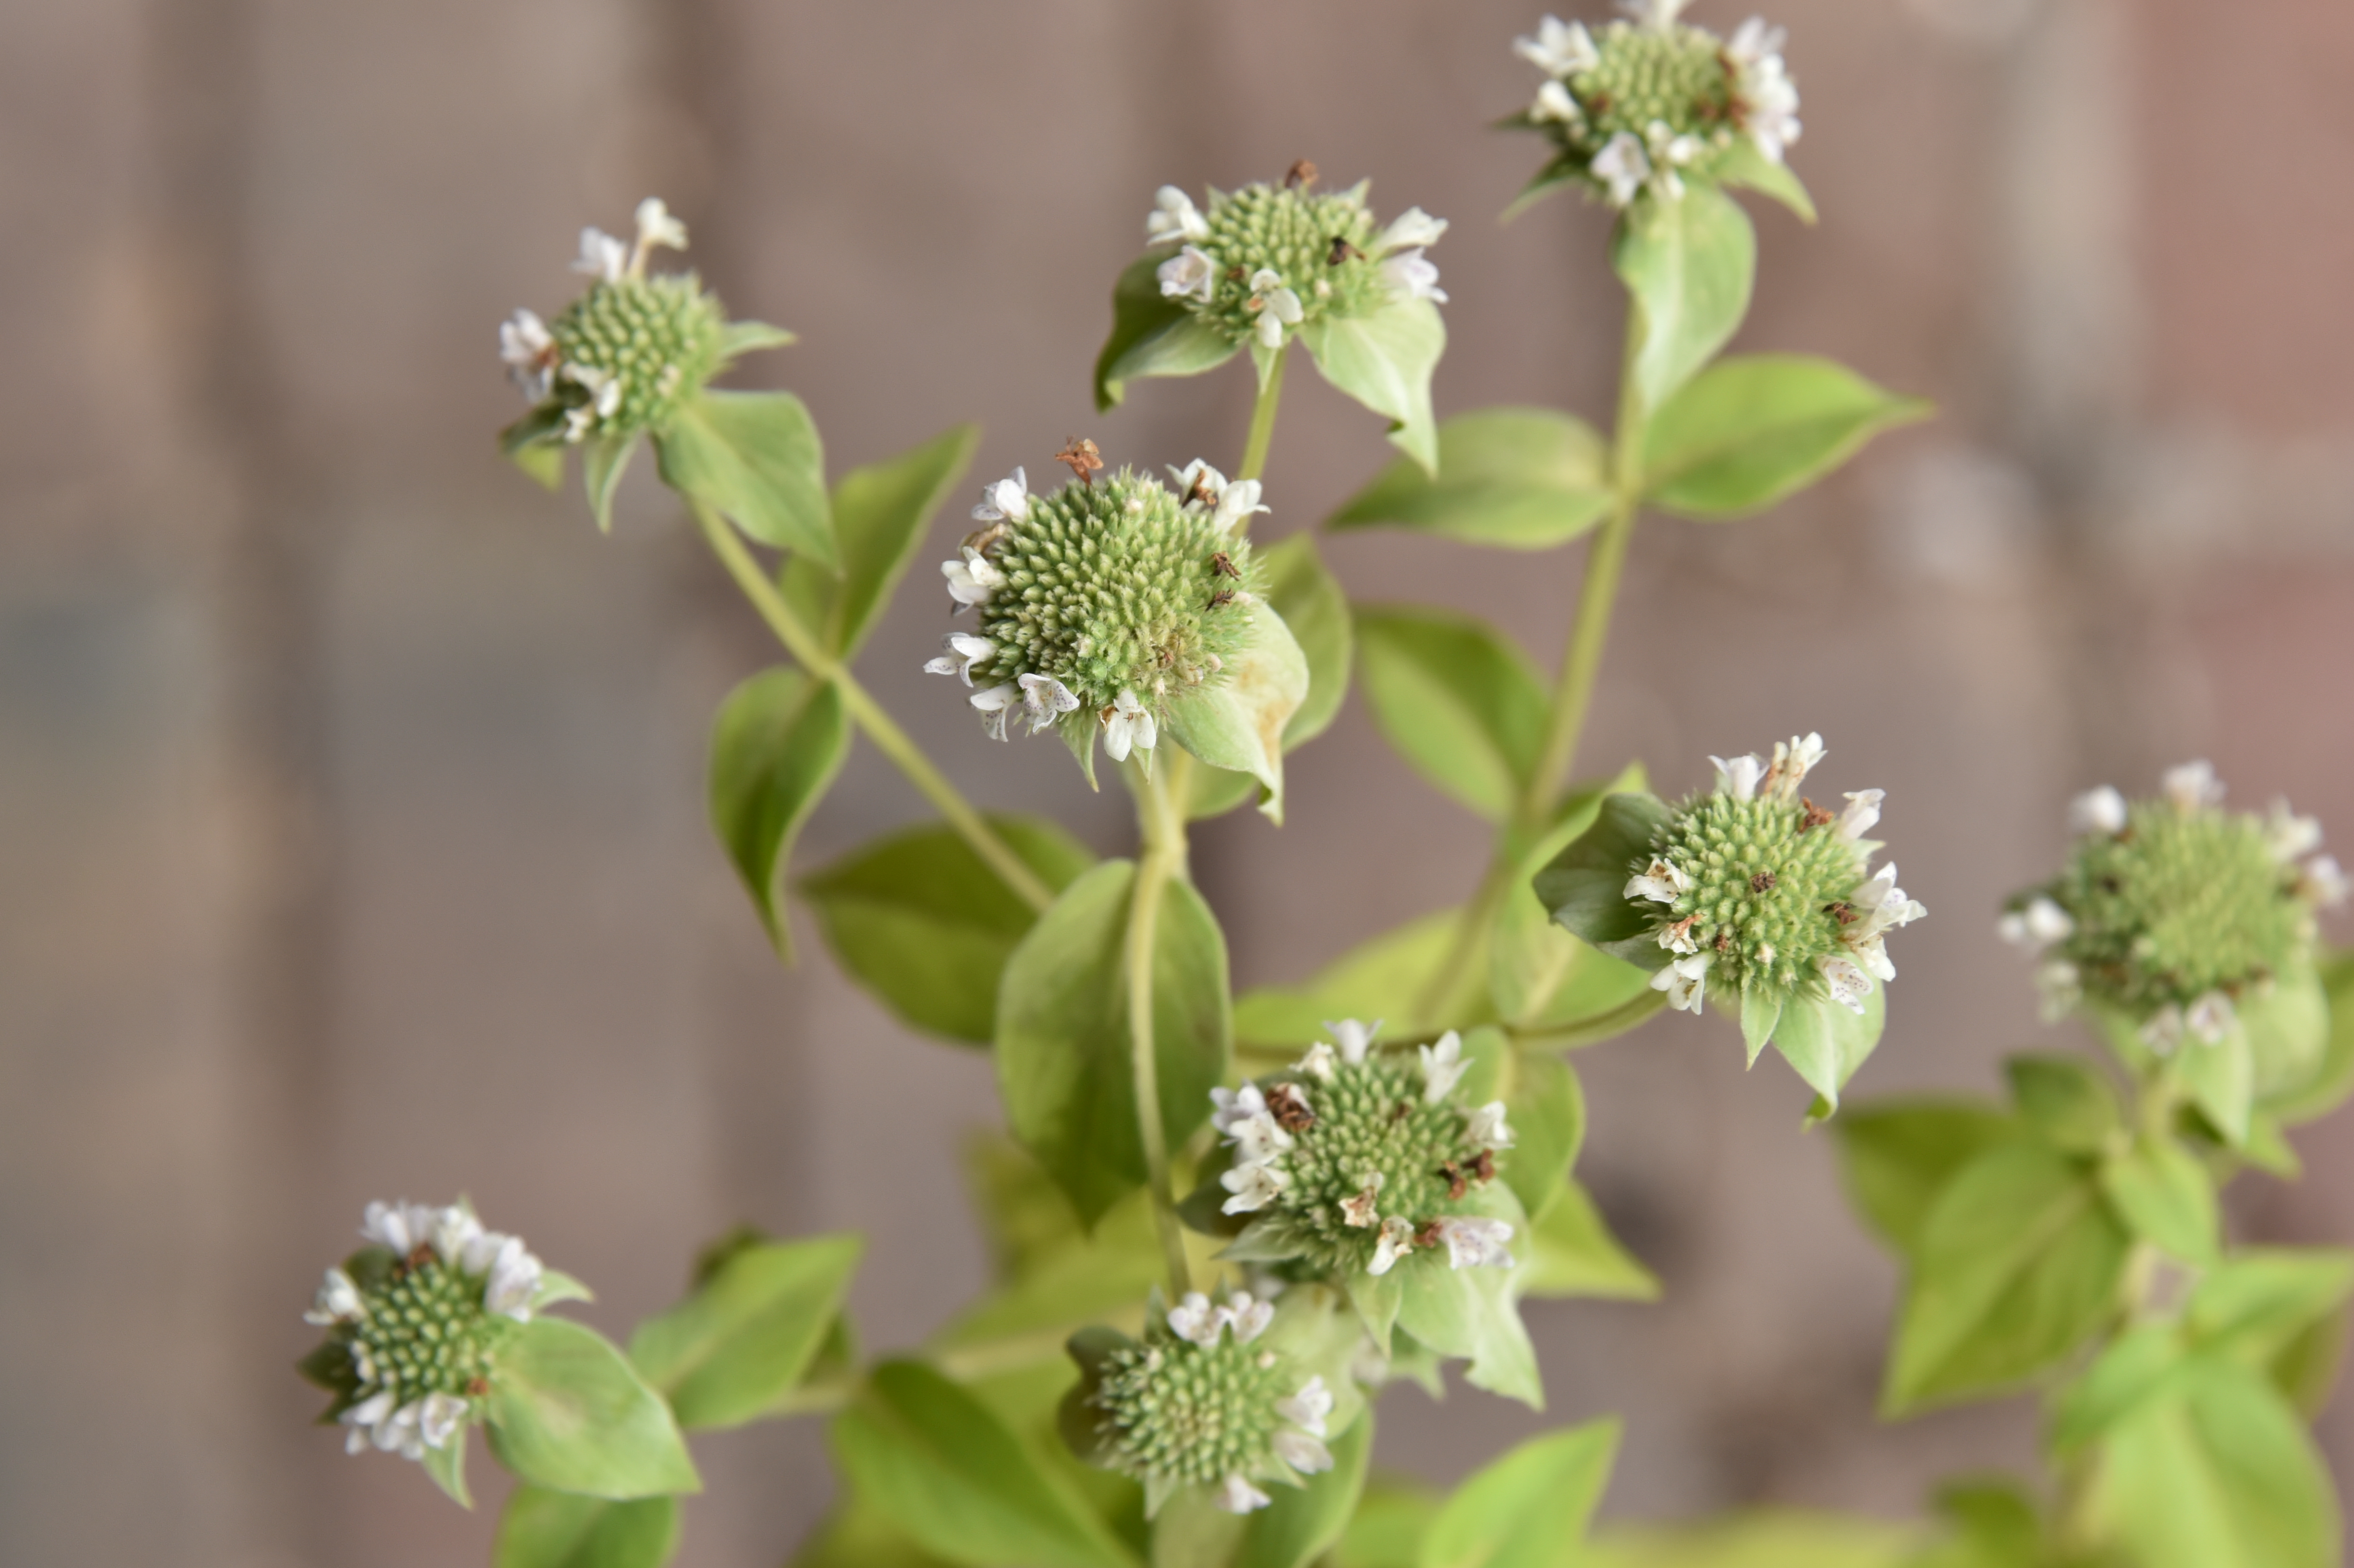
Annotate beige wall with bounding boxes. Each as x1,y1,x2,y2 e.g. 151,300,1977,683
4,1,2352,1563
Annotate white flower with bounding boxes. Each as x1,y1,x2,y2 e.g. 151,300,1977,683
360,1200,442,1256
1248,270,1304,348
1465,1101,1515,1149
2163,760,2225,813
1998,895,2074,952
1419,1030,1468,1103
1275,1375,1333,1437
2185,991,2238,1045
1274,1428,1335,1474
1368,1216,1416,1276
2141,1003,2186,1055
942,547,1006,610
1619,0,1694,27
340,1391,399,1455
1102,689,1158,762
1225,1292,1275,1344
572,227,628,282
1764,733,1826,801
1726,17,1788,69
1657,917,1700,955
304,1267,365,1326
1227,1111,1295,1168
1652,952,1710,1013
2036,958,2082,1021
499,309,557,401
1211,1082,1271,1136
1592,131,1652,208
1215,1474,1273,1514
1019,674,1080,734
1294,1042,1338,1082
1326,1019,1377,1065
1839,789,1884,841
1158,244,1217,304
971,466,1030,524
1168,459,1230,508
1146,186,1210,245
1221,1161,1290,1215
2297,855,2349,908
1641,120,1705,201
429,1206,484,1268
483,1234,543,1321
970,682,1021,742
1625,856,1691,904
631,196,689,267
1377,207,1450,254
1818,953,1872,1014
2266,801,2325,864
1726,20,1801,163
1167,1291,1226,1348
925,633,998,685
1847,863,1927,944
1531,79,1584,125
1339,1175,1384,1228
1711,752,1766,802
1380,248,1448,304
2070,784,2129,836
1514,15,1600,77
1434,1215,1515,1270
1210,478,1269,536
418,1391,470,1450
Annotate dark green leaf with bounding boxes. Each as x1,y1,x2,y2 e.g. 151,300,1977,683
484,1318,702,1499
1418,1419,1618,1568
2099,1138,2220,1266
1520,1177,1658,1302
1641,355,1930,519
1355,607,1548,823
996,861,1232,1225
495,1487,680,1568
1491,767,1648,1027
1094,253,1242,412
655,390,835,565
782,424,978,659
1533,793,1675,965
628,1232,863,1430
708,667,849,959
1832,1100,2017,1259
1298,297,1446,473
1611,186,1756,414
1326,408,1613,550
2004,1053,2122,1155
801,816,1096,1046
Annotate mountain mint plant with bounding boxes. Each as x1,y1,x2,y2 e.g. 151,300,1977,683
309,7,2349,1566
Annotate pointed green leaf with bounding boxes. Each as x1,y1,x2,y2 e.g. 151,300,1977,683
2100,1138,2220,1266
996,861,1232,1225
484,1318,701,1499
1768,987,1884,1113
1611,185,1756,414
655,390,834,564
1233,908,1493,1052
2004,1053,2122,1154
1327,408,1613,550
1740,986,1782,1068
1501,1053,1585,1222
628,1232,863,1430
1533,792,1675,965
1299,296,1446,473
495,1486,680,1568
708,667,849,959
1491,767,1649,1026
2181,1027,2255,1147
1716,141,1818,224
1831,1099,2018,1260
1354,606,1547,823
782,423,979,659
423,1422,473,1508
1160,596,1309,823
2187,1248,2354,1371
801,815,1096,1046
2263,951,2354,1126
1191,533,1356,817
586,432,637,533
1641,354,1930,519
1418,1419,1619,1568
1095,253,1243,412
1393,1188,1541,1408
718,319,797,360
1520,1177,1659,1302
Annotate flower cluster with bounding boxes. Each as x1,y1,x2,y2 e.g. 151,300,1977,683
1209,1021,1517,1280
1631,735,1923,1018
926,460,1266,764
498,197,724,446
299,1200,549,1464
1071,1291,1333,1515
2002,762,2344,1048
1512,3,1800,208
1146,176,1448,353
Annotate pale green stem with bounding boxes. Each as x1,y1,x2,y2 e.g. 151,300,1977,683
690,498,1056,913
1125,755,1194,1298
1237,344,1290,484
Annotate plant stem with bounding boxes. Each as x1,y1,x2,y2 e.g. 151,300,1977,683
1237,345,1290,484
690,498,1057,913
1125,756,1194,1298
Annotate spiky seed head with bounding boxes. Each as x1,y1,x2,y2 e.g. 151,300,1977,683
548,272,725,440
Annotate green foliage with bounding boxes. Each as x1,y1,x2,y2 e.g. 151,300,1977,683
1535,792,1676,966
656,390,835,563
1589,1512,1917,1568
1833,1101,2020,1259
1392,1192,1543,1408
1354,607,1548,823
1500,1052,1584,1222
1160,596,1311,823
708,666,849,959
1187,535,1351,820
2004,1055,2120,1156
801,815,1096,1045
495,1488,681,1568
1298,298,1447,473
1612,185,1756,413
1233,909,1493,1053
782,424,979,659
628,1232,862,1430
1235,1413,1374,1568
996,861,1232,1225
1417,1420,1618,1568
1491,768,1651,1028
484,1318,702,1500
1093,255,1241,412
1520,1177,1659,1302
2098,1137,2219,1267
2264,951,2354,1125
1640,355,1929,518
1327,408,1614,550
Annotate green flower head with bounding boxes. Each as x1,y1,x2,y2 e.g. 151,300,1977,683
2003,762,2344,1051
1509,3,1800,208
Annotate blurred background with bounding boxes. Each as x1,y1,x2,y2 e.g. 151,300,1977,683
6,0,2353,1561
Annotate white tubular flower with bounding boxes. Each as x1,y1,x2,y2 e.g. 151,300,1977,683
1247,270,1304,348
1839,789,1884,841
1434,1215,1515,1271
1167,1291,1227,1348
1764,732,1827,801
1619,0,1694,26
1727,20,1801,162
1210,478,1269,536
942,547,1007,610
1847,863,1928,943
2036,959,2082,1022
972,466,1031,524
1626,857,1692,904
926,633,998,685
1368,1216,1415,1276
1651,952,1711,1013
1211,1082,1271,1136
1465,1101,1515,1149
1998,895,2075,952
631,197,689,269
1294,1042,1338,1082
1657,917,1700,956
2185,992,2238,1045
1376,207,1449,254
2163,760,2225,813
1168,458,1230,508
1514,15,1600,76
1532,79,1584,125
2069,785,2129,836
360,1200,441,1255
1711,752,1766,802
1019,673,1080,733
2142,1003,2186,1055
1327,1019,1377,1065
1273,1427,1335,1475
1275,1375,1333,1437
340,1391,398,1455
1215,1474,1273,1514
1102,689,1157,762
1146,185,1211,245
2298,855,2349,908
305,1268,365,1326
1419,1031,1468,1103
1158,244,1217,303
1221,1161,1290,1215
1817,953,1872,1014
1380,248,1448,304
429,1206,484,1268
1592,131,1652,208
1225,1292,1275,1344
1227,1110,1295,1168
2266,801,2325,864
969,682,1020,742
572,227,628,283
418,1392,470,1450
483,1235,543,1322
499,309,557,401
1641,121,1704,201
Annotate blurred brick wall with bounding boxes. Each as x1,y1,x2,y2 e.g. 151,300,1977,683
3,1,2351,1564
